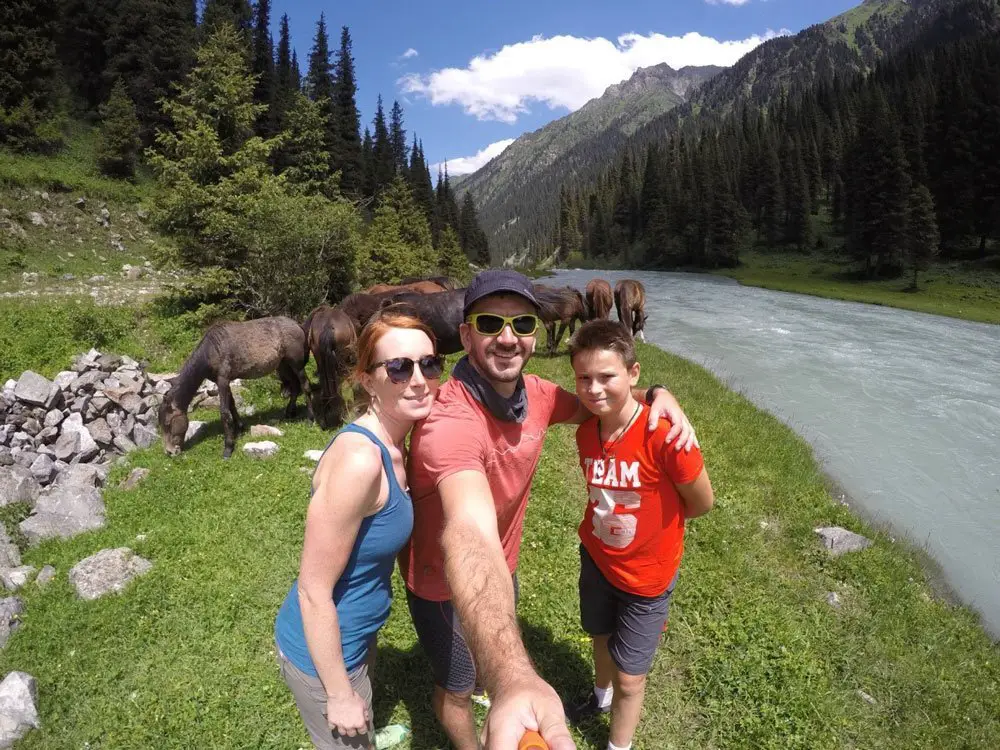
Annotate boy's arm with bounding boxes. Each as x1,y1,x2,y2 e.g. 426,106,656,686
675,468,714,518
556,384,699,451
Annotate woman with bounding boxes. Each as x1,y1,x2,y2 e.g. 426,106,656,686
274,307,445,749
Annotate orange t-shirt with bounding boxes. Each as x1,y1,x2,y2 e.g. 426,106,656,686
400,374,580,601
576,403,704,597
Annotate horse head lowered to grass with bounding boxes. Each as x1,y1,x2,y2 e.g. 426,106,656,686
158,316,313,459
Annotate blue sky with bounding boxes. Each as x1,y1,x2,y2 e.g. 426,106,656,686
270,0,860,174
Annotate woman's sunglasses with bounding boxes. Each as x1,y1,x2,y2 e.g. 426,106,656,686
466,313,540,337
369,355,446,384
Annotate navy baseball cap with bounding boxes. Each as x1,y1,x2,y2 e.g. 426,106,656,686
463,269,540,318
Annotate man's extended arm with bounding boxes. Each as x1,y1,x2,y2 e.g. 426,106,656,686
438,470,575,750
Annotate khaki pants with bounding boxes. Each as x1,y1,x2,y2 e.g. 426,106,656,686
277,646,374,750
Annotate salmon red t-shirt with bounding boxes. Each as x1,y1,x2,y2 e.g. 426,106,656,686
576,403,704,597
400,374,579,601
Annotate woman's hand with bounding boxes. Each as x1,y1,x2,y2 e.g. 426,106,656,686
326,689,370,737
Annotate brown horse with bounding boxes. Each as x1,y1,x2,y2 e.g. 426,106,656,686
614,279,648,342
302,304,357,429
585,278,613,321
400,275,460,291
339,290,405,334
362,280,448,295
158,317,313,459
533,283,588,354
385,290,466,355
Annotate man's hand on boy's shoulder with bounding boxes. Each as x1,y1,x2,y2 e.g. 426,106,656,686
646,387,698,452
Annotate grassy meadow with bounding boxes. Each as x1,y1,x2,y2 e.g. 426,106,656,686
1,312,998,749
715,250,1000,325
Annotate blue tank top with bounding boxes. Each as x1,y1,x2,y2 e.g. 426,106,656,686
274,423,413,675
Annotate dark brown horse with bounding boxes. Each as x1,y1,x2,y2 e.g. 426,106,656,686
400,275,460,291
362,280,448,295
384,290,466,355
533,283,588,354
302,304,357,429
158,317,313,458
585,278,613,321
614,279,648,342
339,290,405,334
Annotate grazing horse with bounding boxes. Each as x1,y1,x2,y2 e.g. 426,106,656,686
614,279,648,342
362,280,449,295
400,275,460,291
302,304,357,429
158,317,313,459
339,290,404,334
384,290,466,355
533,283,588,354
585,278,613,321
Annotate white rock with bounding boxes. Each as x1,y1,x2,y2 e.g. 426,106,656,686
52,371,77,391
0,670,40,745
243,441,279,458
825,592,843,609
184,421,206,443
13,372,58,409
119,468,150,491
857,690,877,705
34,566,55,587
249,425,283,437
68,548,152,600
813,526,872,556
27,211,46,226
303,450,324,462
0,567,35,592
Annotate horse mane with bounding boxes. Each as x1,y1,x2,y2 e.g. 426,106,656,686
167,324,222,411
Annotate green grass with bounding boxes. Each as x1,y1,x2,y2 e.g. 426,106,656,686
1,329,997,749
0,127,152,204
0,299,203,381
716,250,1000,325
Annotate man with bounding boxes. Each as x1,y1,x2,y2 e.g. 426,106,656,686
399,270,697,750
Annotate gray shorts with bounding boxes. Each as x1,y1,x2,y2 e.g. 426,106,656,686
277,645,374,749
405,573,519,694
579,545,677,676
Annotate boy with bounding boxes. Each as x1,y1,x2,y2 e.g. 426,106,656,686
565,320,715,750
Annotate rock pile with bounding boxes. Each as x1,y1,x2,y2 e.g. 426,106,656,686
1,350,170,491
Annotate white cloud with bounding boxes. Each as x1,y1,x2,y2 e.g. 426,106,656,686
401,48,419,59
433,139,516,176
706,0,751,6
399,29,786,123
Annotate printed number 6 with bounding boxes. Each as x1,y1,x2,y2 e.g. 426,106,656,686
589,486,640,549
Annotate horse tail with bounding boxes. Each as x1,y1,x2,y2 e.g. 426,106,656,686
315,324,340,425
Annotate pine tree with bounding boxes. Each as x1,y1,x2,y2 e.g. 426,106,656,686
272,92,336,198
459,192,491,266
331,26,363,196
305,14,337,176
291,50,301,91
96,79,141,179
757,139,784,247
437,225,472,283
371,96,394,197
58,0,114,112
0,0,64,151
407,138,435,222
104,0,197,143
389,100,407,175
250,0,274,134
362,126,375,197
847,90,911,275
271,14,294,132
201,0,253,37
905,182,940,288
433,167,461,244
357,174,435,285
785,143,812,249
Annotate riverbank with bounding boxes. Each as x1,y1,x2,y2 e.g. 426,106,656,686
714,250,1000,325
1,308,997,749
